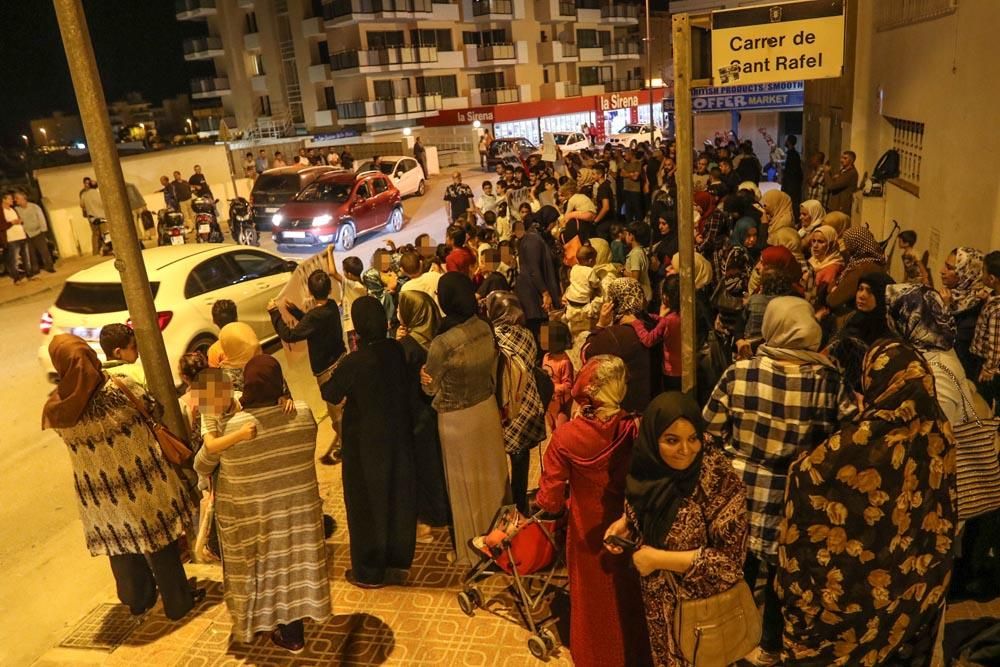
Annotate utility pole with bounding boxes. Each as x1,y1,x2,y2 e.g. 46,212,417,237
645,0,655,145
53,0,188,438
672,13,697,394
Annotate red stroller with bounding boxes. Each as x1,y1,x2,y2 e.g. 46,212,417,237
457,504,566,660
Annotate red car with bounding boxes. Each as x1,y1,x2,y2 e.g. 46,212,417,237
271,170,403,250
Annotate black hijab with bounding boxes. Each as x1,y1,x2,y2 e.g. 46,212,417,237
241,355,285,408
843,271,895,345
438,272,479,334
352,295,389,345
625,391,705,548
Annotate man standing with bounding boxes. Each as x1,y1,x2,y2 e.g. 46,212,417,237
340,147,355,170
159,175,178,211
805,152,829,209
413,137,428,179
735,140,762,184
781,134,803,216
512,219,561,343
592,163,617,241
172,171,194,230
255,149,269,177
2,192,30,283
443,172,474,225
692,155,711,192
15,191,54,275
189,164,213,200
80,182,107,255
619,149,644,223
824,150,859,216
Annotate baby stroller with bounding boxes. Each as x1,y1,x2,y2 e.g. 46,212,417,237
457,504,566,660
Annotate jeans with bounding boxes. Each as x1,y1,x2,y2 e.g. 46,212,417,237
743,552,782,652
5,239,28,281
622,190,644,223
26,233,54,274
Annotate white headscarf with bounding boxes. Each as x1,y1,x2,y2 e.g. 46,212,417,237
757,296,834,367
671,252,713,289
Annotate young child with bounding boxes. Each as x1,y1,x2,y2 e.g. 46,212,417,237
482,210,498,232
476,180,497,219
99,323,147,388
562,244,598,338
206,299,237,368
330,255,366,351
610,222,628,265
629,274,684,392
477,247,511,299
897,230,932,287
541,321,574,432
495,201,512,242
972,250,1000,409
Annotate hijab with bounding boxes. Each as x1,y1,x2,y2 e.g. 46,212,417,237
571,354,627,420
590,237,613,266
843,271,897,345
482,290,526,328
651,202,679,260
763,189,794,235
42,334,106,429
738,181,762,202
693,191,716,236
800,199,826,230
362,267,394,321
807,224,844,273
823,211,851,237
437,271,479,334
352,295,389,344
625,392,705,548
948,247,986,315
219,322,261,370
885,283,957,351
671,252,714,289
607,277,646,320
841,226,886,275
761,245,803,286
758,296,834,367
860,339,942,424
397,290,439,350
240,355,285,408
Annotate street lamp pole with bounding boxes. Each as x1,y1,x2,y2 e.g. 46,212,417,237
52,0,188,439
646,0,654,146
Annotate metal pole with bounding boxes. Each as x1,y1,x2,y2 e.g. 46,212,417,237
53,0,188,438
672,13,697,394
646,0,654,145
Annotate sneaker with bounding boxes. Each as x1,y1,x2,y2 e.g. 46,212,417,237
320,448,342,466
744,647,781,666
416,523,434,544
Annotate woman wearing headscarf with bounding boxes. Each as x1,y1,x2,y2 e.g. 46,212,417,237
715,217,760,337
670,251,714,291
836,271,896,346
827,225,888,316
218,321,262,391
422,273,509,566
743,246,802,343
763,189,804,264
604,392,749,667
694,190,726,259
940,247,986,379
778,340,957,666
43,335,202,621
482,291,546,514
323,297,416,587
797,198,826,241
396,290,450,537
195,357,330,652
536,356,653,667
704,297,846,664
823,210,851,238
363,266,396,331
807,224,844,309
583,277,653,412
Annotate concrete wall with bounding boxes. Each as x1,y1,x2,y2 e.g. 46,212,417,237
33,145,249,258
849,0,1000,275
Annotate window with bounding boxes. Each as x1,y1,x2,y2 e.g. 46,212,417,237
462,29,507,46
295,181,351,203
355,183,371,200
56,282,160,314
372,177,389,194
185,258,239,298
367,31,405,49
228,250,290,282
543,68,550,84
245,11,258,33
323,87,337,110
374,79,411,99
886,116,925,189
416,75,458,98
258,95,272,117
876,0,957,31
250,54,265,76
318,42,330,65
411,28,453,51
472,71,505,90
579,66,613,85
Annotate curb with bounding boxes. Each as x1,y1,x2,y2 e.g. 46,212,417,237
0,284,58,308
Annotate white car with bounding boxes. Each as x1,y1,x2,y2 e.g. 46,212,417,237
38,245,296,384
607,124,663,149
550,131,590,153
356,155,426,197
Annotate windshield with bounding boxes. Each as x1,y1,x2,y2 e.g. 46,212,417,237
56,282,160,314
294,181,351,203
620,125,647,134
252,173,302,193
358,161,395,176
552,134,571,145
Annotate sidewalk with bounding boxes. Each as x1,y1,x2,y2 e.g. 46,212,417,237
1,253,106,308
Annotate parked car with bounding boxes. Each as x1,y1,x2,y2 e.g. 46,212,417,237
271,170,403,251
607,124,663,149
249,165,338,230
38,245,296,385
549,131,590,153
486,137,541,169
355,155,426,197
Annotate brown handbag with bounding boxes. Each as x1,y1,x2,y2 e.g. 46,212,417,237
108,374,193,465
667,574,761,667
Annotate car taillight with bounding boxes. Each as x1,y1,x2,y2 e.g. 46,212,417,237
125,311,173,331
40,311,53,335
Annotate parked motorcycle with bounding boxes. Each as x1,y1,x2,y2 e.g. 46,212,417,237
90,217,113,255
228,197,259,246
157,208,187,246
193,196,224,243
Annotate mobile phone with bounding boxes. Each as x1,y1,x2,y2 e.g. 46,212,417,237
604,534,638,551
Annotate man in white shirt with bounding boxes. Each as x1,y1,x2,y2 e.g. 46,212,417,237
3,192,30,284
80,184,108,255
398,250,442,311
14,191,54,275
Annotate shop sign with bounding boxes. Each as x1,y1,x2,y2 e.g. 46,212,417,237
600,92,641,111
711,0,844,86
458,110,495,123
662,81,804,112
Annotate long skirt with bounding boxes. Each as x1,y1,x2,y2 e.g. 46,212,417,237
438,397,511,566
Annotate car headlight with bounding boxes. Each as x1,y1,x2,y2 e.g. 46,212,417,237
312,214,333,228
271,213,283,226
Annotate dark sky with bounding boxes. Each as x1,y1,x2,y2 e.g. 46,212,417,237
0,1,203,145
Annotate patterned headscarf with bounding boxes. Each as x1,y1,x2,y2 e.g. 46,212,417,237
885,283,957,351
363,267,395,321
841,226,886,275
861,339,941,422
948,247,986,315
571,354,628,420
607,277,646,320
482,290,526,328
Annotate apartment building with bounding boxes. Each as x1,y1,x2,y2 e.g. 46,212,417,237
177,0,662,144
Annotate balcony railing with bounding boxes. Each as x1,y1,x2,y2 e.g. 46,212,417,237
576,0,600,8
472,0,513,17
182,36,223,57
330,45,440,71
324,0,432,19
603,40,641,56
564,82,581,97
175,0,217,18
475,43,516,62
337,93,442,119
479,87,519,105
190,77,231,96
558,1,577,16
605,77,643,92
601,3,639,19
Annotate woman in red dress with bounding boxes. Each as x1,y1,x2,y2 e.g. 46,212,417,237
535,355,652,667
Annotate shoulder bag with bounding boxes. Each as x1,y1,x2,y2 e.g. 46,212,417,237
931,362,1000,520
666,572,761,667
108,374,193,465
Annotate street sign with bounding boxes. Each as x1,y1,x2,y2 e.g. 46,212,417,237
711,0,844,86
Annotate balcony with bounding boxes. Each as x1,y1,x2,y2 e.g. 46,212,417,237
603,40,641,59
237,0,255,8
330,46,441,74
175,0,216,20
323,0,433,25
432,1,461,20
541,81,582,99
250,74,268,93
190,77,231,99
469,0,513,20
580,83,606,96
336,93,443,123
576,0,601,22
605,77,644,92
471,87,520,106
577,45,605,61
601,2,640,23
301,16,325,38
182,37,224,61
313,109,337,128
536,0,577,22
308,64,331,83
465,41,526,67
538,40,578,63
244,32,261,52
442,95,470,110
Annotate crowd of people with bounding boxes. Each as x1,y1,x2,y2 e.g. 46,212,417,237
41,132,1000,665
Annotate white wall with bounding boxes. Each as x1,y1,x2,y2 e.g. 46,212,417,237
33,144,252,258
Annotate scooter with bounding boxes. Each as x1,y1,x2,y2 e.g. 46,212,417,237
90,217,113,255
228,197,258,246
157,208,187,246
193,196,225,243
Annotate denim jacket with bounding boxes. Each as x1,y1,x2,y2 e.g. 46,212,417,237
423,316,497,413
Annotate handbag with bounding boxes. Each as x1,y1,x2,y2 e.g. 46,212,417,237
667,573,761,667
562,233,582,267
931,362,1000,520
710,278,744,314
108,374,193,465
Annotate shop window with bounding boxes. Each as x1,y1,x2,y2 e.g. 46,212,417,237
876,0,957,31
417,75,458,98
885,116,924,189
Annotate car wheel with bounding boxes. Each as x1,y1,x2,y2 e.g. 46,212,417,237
417,180,426,196
338,223,356,251
387,208,403,233
187,334,217,357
